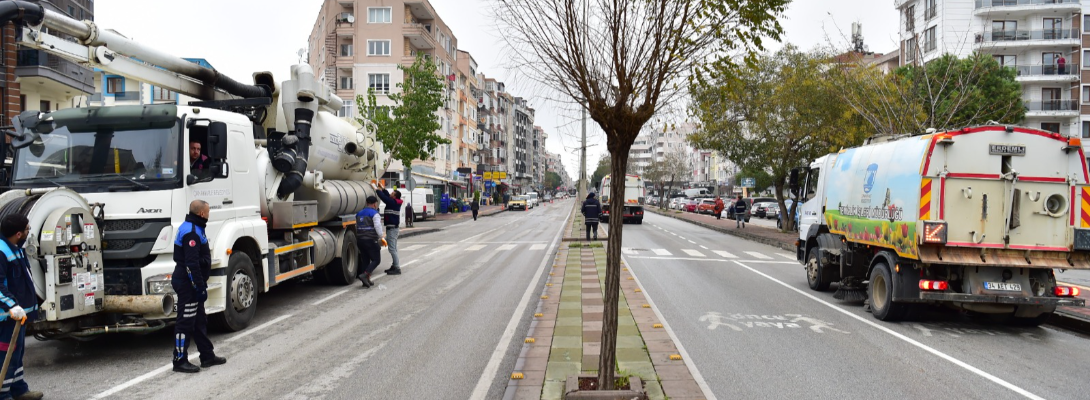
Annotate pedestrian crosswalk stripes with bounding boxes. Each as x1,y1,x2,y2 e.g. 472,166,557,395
622,248,637,255
745,251,772,260
712,251,737,258
466,244,486,251
652,249,672,256
497,244,517,251
682,249,705,257
777,253,795,259
434,245,456,253
401,244,425,251
529,244,546,251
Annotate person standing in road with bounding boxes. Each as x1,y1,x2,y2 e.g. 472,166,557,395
0,215,43,400
582,193,602,240
733,195,747,228
404,194,415,228
171,200,226,373
374,182,403,275
471,191,481,221
355,196,385,288
713,196,725,220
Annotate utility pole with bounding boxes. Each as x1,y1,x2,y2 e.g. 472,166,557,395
579,101,588,200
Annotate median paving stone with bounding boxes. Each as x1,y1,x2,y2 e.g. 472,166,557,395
557,309,581,318
545,361,581,381
552,326,582,337
549,348,581,362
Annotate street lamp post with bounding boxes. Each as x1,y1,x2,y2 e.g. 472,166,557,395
579,102,588,201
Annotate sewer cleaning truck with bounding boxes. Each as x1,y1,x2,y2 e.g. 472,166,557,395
600,174,645,224
793,125,1088,324
0,1,383,338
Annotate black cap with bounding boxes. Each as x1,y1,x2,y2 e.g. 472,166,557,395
366,196,378,204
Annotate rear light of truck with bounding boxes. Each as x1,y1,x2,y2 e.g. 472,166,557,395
919,280,948,291
922,222,947,244
1055,286,1082,297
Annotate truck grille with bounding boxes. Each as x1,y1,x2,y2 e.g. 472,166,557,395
103,219,147,231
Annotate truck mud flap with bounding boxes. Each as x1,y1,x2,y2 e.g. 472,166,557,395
918,246,1090,269
920,292,1085,307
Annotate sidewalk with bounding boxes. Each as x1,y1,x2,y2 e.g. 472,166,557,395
504,205,702,400
647,207,1090,332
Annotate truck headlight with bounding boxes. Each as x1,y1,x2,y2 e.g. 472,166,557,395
922,221,947,244
146,274,175,295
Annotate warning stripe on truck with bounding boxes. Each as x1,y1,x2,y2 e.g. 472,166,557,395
1081,187,1090,228
920,178,932,220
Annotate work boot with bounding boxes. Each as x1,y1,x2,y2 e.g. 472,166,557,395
385,267,402,275
357,273,372,288
173,360,201,373
364,273,374,287
201,356,227,368
14,391,44,400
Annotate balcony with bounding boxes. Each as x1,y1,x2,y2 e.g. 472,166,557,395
15,49,95,94
403,23,437,50
1008,64,1079,83
1024,99,1077,117
975,0,1080,16
975,29,1079,47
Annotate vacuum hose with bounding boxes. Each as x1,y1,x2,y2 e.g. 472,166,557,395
0,1,44,28
276,109,316,198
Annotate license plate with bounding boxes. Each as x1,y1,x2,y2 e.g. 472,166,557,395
984,282,1022,291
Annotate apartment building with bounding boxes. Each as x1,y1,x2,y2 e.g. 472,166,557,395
513,97,535,190
86,57,208,107
2,0,95,120
896,0,1084,138
532,125,547,190
308,0,461,182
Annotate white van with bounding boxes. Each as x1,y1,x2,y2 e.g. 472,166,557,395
410,187,436,221
526,192,540,208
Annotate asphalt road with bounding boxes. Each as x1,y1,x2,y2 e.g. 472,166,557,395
621,212,1090,400
21,199,573,400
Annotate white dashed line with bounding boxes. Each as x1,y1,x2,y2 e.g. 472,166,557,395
497,244,517,251
713,251,737,258
652,249,672,256
682,249,705,257
530,244,546,251
700,245,708,249
744,251,772,259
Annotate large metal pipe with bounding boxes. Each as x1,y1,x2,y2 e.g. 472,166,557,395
30,6,271,99
102,295,174,316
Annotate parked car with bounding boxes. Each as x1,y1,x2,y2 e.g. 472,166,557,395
764,203,780,219
509,195,529,211
668,197,682,209
697,198,717,214
684,199,700,212
728,197,777,222
752,202,775,218
544,194,553,203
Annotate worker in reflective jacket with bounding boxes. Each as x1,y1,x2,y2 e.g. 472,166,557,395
356,196,386,288
171,200,225,373
0,215,43,400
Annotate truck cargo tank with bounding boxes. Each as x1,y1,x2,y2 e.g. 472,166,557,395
294,180,377,222
301,112,379,181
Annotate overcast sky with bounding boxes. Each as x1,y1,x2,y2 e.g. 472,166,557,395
95,0,899,180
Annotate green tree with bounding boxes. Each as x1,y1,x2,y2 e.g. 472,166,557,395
690,46,868,231
736,165,773,194
544,171,562,192
356,54,450,174
590,155,610,193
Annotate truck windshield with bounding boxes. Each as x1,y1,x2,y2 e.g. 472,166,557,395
13,119,181,190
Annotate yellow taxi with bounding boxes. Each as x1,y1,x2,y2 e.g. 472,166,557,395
509,195,529,211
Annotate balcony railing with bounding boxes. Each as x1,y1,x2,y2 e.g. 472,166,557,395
110,91,142,101
1007,64,1079,77
976,29,1078,43
1024,99,1077,111
15,49,94,91
975,0,1080,8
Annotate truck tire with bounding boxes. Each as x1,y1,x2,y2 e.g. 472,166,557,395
323,230,359,285
869,262,909,321
806,250,832,291
212,252,258,332
636,218,643,225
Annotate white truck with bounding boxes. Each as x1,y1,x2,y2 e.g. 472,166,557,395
792,125,1087,324
0,3,384,338
600,174,645,224
410,188,436,221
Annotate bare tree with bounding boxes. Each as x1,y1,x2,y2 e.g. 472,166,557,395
495,0,787,389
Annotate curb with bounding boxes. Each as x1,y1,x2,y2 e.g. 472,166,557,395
1051,311,1090,335
646,208,795,252
398,228,441,239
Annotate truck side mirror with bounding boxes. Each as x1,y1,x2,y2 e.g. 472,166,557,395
788,168,800,196
207,122,228,160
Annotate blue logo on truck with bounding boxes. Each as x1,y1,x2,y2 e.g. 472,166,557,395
863,164,878,193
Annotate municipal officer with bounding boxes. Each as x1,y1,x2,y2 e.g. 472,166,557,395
0,215,43,400
171,200,226,373
374,181,402,275
356,196,385,288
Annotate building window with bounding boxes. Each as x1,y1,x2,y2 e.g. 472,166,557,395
992,20,1017,41
1083,85,1090,104
1041,123,1061,134
905,6,915,32
340,76,354,90
1083,122,1090,139
39,100,50,112
924,27,937,52
1085,15,1090,33
153,87,175,101
367,40,391,56
905,38,917,61
19,95,25,111
368,7,392,23
1043,18,1062,40
338,102,355,118
993,55,1016,67
924,0,936,20
106,77,124,94
340,43,352,57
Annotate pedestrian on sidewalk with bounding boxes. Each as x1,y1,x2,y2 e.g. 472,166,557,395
405,199,415,228
471,191,481,221
355,196,385,288
713,196,725,220
374,182,403,275
0,215,44,400
733,195,747,228
171,200,226,373
582,193,602,240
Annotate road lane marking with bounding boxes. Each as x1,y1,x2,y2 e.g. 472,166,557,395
652,249,672,256
687,240,696,244
627,256,795,264
744,251,772,260
670,232,677,236
497,244,517,251
713,251,737,258
622,254,717,400
732,260,1045,400
90,354,201,399
224,314,294,343
777,253,795,259
622,247,637,255
682,249,705,257
530,244,547,251
700,245,708,249
466,244,487,251
401,244,425,251
312,289,351,306
470,205,570,399
679,236,687,240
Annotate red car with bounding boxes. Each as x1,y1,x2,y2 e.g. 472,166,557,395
684,199,699,212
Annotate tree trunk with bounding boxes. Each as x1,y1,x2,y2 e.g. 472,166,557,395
598,149,630,390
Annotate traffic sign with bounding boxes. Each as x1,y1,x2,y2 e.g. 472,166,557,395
741,177,756,188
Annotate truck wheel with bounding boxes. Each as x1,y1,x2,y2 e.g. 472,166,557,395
636,218,643,225
869,263,908,321
323,230,359,285
806,250,831,291
212,252,258,332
